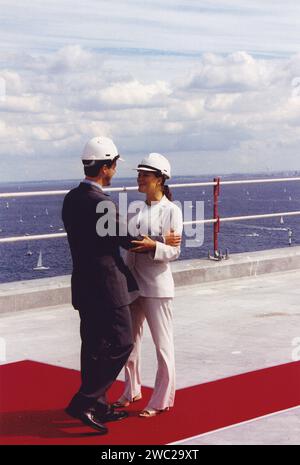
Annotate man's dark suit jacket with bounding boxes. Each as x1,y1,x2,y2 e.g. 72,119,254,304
62,182,138,310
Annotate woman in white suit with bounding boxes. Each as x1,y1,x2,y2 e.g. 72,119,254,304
113,153,183,417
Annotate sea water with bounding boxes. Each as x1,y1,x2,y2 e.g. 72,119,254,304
0,174,299,283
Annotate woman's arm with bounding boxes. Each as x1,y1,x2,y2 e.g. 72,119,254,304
131,205,183,262
152,238,181,262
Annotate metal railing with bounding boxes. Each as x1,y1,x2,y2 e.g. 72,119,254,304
1,177,300,259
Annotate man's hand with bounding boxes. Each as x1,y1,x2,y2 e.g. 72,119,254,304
130,230,182,253
130,235,157,253
164,230,182,247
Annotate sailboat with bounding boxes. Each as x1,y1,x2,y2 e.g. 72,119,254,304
26,244,33,256
6,202,9,209
33,251,49,271
280,216,284,224
45,208,49,215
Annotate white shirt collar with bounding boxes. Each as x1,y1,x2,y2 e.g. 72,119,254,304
145,195,168,208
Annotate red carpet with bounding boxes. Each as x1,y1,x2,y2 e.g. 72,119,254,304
1,360,300,444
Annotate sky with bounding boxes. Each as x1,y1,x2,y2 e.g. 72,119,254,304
0,0,300,182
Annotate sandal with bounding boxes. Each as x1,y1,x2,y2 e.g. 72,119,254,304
112,393,142,408
139,407,170,418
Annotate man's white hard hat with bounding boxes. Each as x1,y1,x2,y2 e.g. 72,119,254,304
136,153,171,179
81,136,123,161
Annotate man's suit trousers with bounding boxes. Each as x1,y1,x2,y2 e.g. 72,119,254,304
69,303,133,415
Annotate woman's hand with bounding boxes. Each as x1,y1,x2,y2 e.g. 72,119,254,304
130,235,157,253
164,230,182,247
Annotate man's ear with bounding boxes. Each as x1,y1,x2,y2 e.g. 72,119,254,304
99,164,107,175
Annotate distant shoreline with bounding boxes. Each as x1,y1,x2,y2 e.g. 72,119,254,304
1,171,300,188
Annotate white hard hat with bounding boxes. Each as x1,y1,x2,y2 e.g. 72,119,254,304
136,153,171,179
81,136,123,161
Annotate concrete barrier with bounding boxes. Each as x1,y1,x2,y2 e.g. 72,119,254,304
1,246,300,314
172,246,300,286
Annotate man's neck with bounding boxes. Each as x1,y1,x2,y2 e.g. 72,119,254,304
85,176,104,187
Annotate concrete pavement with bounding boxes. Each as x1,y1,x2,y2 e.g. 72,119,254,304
1,268,300,444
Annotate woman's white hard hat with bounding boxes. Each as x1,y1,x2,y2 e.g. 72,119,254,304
81,136,124,161
136,153,171,179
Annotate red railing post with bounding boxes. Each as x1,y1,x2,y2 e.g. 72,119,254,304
213,177,221,257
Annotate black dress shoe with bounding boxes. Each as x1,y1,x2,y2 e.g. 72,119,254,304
98,409,128,423
65,407,108,434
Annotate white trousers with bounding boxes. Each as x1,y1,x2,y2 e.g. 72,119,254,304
122,296,176,410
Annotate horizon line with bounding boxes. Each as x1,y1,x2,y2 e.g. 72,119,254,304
1,170,300,186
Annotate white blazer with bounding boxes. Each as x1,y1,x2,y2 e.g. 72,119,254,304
125,195,183,298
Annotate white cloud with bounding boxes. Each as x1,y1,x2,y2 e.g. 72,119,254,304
0,95,46,113
1,45,300,180
0,71,23,95
48,45,95,73
186,52,274,92
1,0,300,180
98,80,171,108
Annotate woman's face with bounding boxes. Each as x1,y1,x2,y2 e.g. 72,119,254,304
137,170,162,194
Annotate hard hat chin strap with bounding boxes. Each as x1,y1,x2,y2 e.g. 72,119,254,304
138,164,162,174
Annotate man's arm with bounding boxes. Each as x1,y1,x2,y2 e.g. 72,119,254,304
99,201,164,250
130,207,183,260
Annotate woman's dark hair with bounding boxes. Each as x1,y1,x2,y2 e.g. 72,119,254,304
163,183,173,201
154,172,173,201
83,159,114,177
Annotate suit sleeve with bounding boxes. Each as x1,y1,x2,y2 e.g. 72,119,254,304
150,204,183,262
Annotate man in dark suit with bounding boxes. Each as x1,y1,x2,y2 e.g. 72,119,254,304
62,136,140,434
